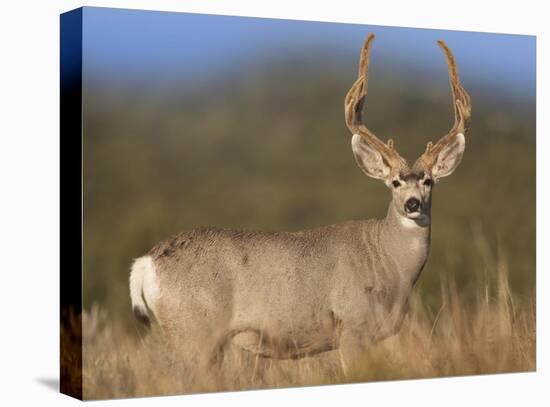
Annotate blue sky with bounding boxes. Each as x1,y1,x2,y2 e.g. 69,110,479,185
81,7,535,96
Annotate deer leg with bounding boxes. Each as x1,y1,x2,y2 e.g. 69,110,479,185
201,334,228,371
338,325,370,378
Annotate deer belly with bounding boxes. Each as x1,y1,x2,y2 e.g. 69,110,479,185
231,317,341,359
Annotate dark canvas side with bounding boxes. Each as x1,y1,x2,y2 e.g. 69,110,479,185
60,7,83,400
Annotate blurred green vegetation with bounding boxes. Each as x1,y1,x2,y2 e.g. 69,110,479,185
83,57,535,328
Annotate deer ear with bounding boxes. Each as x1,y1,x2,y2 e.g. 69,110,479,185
351,134,392,181
431,133,465,180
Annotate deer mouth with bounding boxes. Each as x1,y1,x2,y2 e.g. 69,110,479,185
405,208,427,219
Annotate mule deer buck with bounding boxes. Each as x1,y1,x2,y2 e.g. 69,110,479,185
129,33,471,374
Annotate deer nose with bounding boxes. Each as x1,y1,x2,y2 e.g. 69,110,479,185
405,198,421,213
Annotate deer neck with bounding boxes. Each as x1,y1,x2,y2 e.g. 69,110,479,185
378,200,431,283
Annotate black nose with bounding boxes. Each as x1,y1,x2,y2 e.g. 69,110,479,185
405,198,421,213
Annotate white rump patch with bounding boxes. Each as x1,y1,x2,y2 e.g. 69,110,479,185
129,256,160,318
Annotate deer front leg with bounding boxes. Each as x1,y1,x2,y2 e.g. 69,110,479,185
338,324,371,378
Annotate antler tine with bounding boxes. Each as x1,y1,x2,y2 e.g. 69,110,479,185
345,34,406,168
437,40,471,133
415,40,472,170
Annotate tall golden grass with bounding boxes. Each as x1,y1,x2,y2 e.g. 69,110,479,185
80,241,535,400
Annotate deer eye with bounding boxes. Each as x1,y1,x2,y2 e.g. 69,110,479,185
423,179,433,187
392,180,401,188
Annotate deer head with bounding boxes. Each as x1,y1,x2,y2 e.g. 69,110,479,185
345,34,471,224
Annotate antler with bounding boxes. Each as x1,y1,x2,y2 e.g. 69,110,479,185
345,34,407,170
414,40,471,171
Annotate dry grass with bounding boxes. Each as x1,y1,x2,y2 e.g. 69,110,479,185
81,250,535,400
